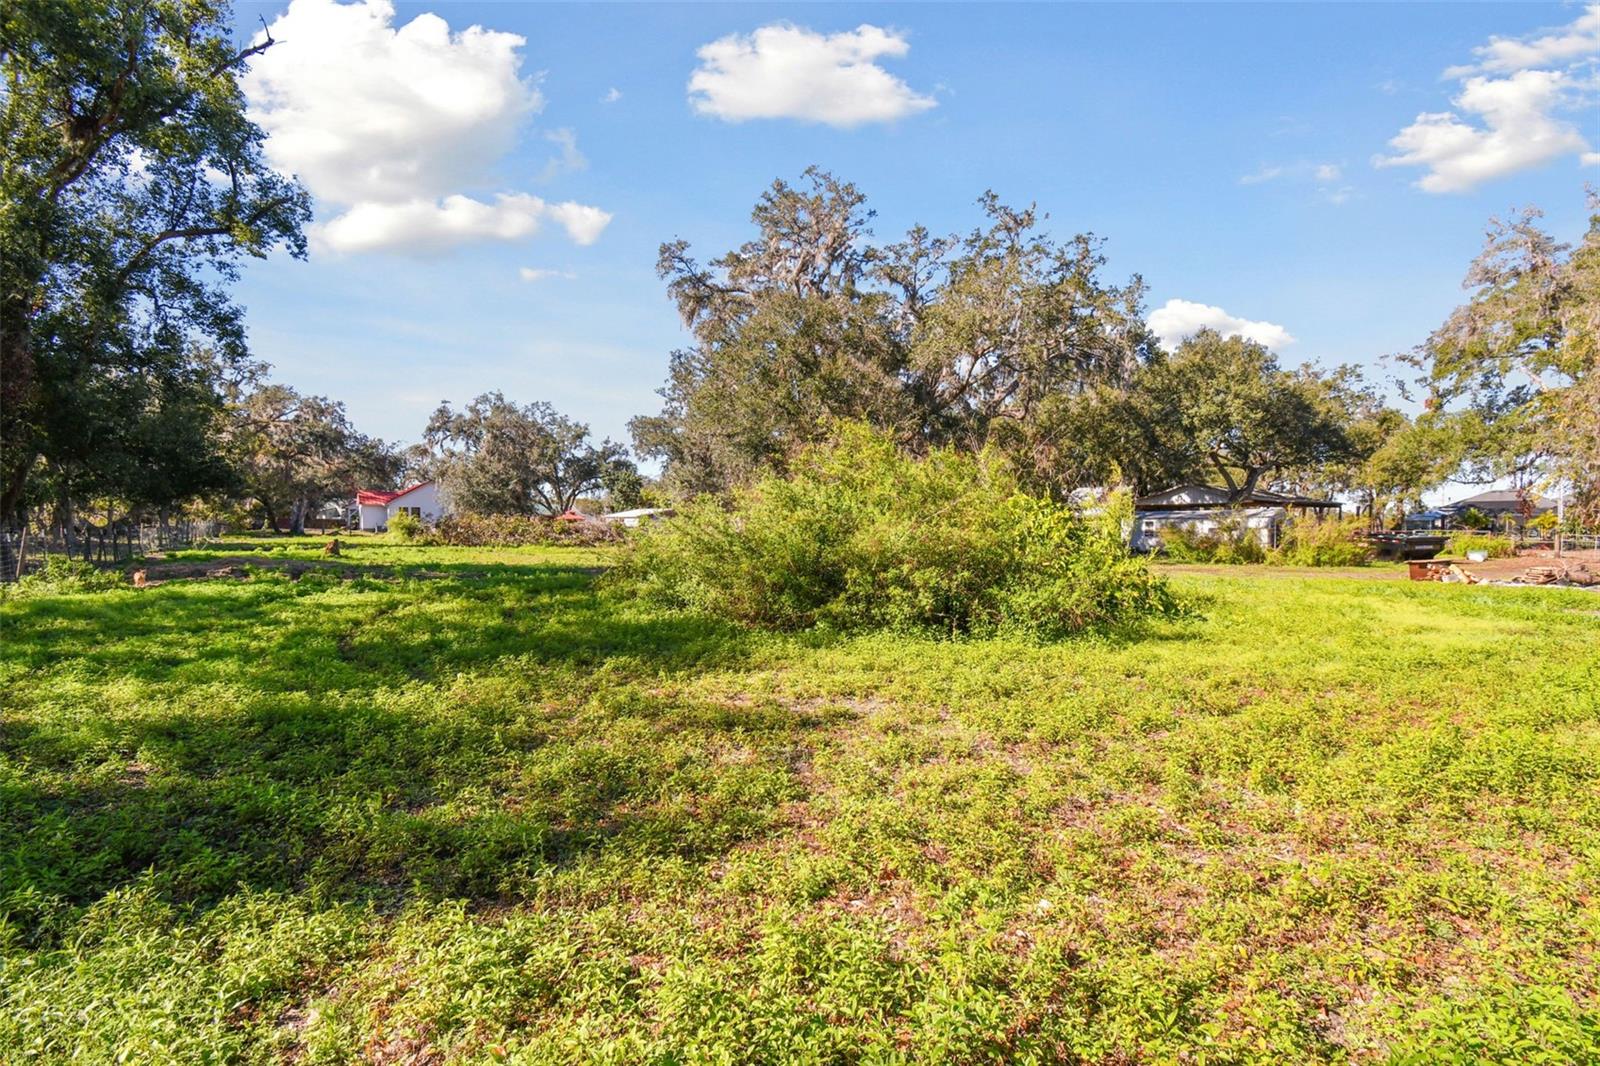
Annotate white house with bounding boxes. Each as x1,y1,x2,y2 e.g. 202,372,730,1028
1131,484,1341,553
356,481,448,532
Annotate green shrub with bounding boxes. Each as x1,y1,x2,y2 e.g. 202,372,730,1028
615,425,1177,639
386,510,424,542
1268,514,1375,567
1157,514,1267,564
5,556,126,598
1446,532,1516,559
422,513,618,547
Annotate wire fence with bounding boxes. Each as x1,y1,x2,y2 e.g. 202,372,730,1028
0,520,222,583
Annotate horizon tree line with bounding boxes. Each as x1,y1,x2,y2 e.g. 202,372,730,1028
2,0,1593,544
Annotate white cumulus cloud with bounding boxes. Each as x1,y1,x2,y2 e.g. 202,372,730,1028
1148,299,1295,352
314,194,612,255
242,0,610,253
688,23,936,127
519,267,576,282
1376,6,1598,193
1376,69,1591,193
1443,3,1600,77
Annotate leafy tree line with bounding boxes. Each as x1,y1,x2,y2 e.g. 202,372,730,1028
630,169,1402,509
4,2,1590,541
0,0,640,547
1398,199,1599,525
633,169,1597,524
1,0,308,529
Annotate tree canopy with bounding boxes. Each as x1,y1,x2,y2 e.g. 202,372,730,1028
231,382,398,533
0,0,309,524
634,169,1396,506
1408,199,1599,521
424,393,636,516
632,168,1154,498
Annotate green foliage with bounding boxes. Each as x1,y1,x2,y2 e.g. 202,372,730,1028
422,513,618,547
1,0,311,520
3,537,1600,1060
1156,513,1268,564
1138,331,1361,501
1447,532,1517,559
1457,506,1491,530
231,383,396,533
1528,512,1559,535
634,169,1153,497
424,393,634,517
1408,200,1600,524
386,510,423,543
4,539,1600,1060
3,555,125,598
1268,515,1376,567
618,426,1176,638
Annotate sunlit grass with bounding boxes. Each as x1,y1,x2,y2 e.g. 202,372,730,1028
3,548,1597,1062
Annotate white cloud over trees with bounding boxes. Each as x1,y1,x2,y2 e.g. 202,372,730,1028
688,23,936,127
1147,299,1295,352
243,0,610,253
1377,5,1599,192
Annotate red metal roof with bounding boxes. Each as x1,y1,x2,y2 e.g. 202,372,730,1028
356,481,430,507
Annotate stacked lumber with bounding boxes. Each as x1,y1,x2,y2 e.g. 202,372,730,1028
1519,563,1597,587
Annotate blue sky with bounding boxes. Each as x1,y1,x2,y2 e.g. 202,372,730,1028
230,1,1600,454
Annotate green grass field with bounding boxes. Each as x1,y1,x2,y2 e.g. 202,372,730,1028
3,538,1598,1063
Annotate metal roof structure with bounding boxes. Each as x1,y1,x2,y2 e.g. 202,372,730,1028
1134,483,1339,512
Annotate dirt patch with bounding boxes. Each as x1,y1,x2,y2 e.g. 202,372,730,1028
1159,547,1600,586
125,556,485,586
127,556,372,585
1156,563,1407,581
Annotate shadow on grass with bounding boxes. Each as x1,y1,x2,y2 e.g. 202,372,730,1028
1,561,795,940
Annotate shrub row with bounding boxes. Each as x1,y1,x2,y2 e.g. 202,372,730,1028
1157,513,1374,567
1,557,126,599
1270,514,1376,566
614,426,1177,640
415,513,619,547
1445,532,1517,559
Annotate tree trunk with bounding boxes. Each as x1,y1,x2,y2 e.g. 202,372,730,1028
57,487,79,560
1237,467,1265,502
289,498,307,535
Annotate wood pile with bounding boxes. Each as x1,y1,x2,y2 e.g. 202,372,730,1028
1519,564,1596,587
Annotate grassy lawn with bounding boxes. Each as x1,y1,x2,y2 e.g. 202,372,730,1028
3,543,1598,1063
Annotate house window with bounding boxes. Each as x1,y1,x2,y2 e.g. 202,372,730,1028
398,506,421,518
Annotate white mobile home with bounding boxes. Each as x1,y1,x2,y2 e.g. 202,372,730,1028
1131,484,1341,553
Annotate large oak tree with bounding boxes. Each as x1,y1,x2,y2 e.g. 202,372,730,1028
0,0,309,525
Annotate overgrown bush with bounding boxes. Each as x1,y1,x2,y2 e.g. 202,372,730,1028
1446,532,1516,559
1268,514,1375,567
615,425,1177,639
422,513,618,547
386,510,424,542
3,556,126,599
1157,514,1267,564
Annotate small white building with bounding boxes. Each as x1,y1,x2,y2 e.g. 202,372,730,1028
356,481,448,532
